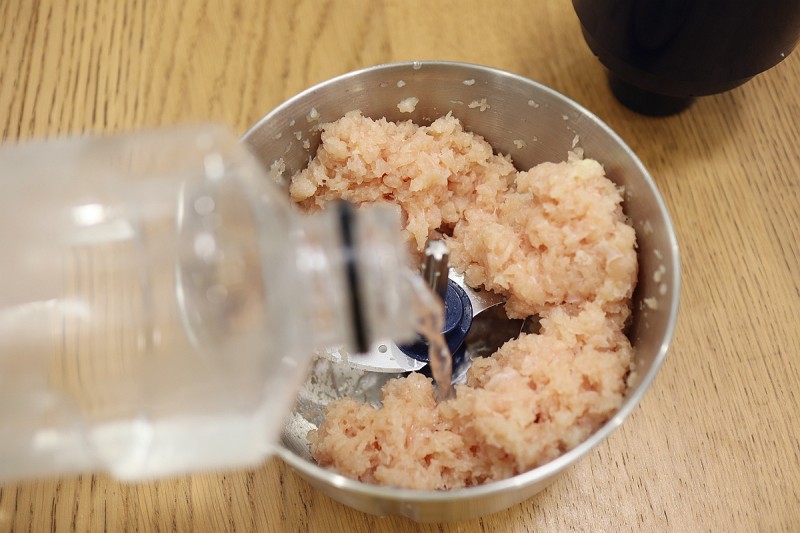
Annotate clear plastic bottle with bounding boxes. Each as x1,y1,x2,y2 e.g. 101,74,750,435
0,125,418,481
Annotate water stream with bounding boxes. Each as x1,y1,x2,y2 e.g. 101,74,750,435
406,271,453,401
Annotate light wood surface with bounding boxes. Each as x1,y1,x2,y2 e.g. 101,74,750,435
1,1,799,531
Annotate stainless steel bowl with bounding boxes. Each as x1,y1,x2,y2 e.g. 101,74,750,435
242,61,680,522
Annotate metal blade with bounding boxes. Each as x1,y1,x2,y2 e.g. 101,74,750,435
344,339,427,373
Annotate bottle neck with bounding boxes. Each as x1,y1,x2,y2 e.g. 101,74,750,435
292,202,418,354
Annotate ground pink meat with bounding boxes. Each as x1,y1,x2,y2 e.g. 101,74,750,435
449,154,637,324
294,111,638,490
290,110,514,250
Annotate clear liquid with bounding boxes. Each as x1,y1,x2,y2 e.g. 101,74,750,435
422,318,453,402
406,271,453,401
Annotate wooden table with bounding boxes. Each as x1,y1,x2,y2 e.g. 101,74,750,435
2,1,798,530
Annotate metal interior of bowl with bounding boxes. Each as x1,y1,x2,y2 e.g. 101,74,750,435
242,61,680,522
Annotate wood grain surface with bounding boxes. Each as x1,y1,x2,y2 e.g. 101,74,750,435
1,0,799,531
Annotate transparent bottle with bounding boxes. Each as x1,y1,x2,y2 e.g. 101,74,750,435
0,125,418,481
